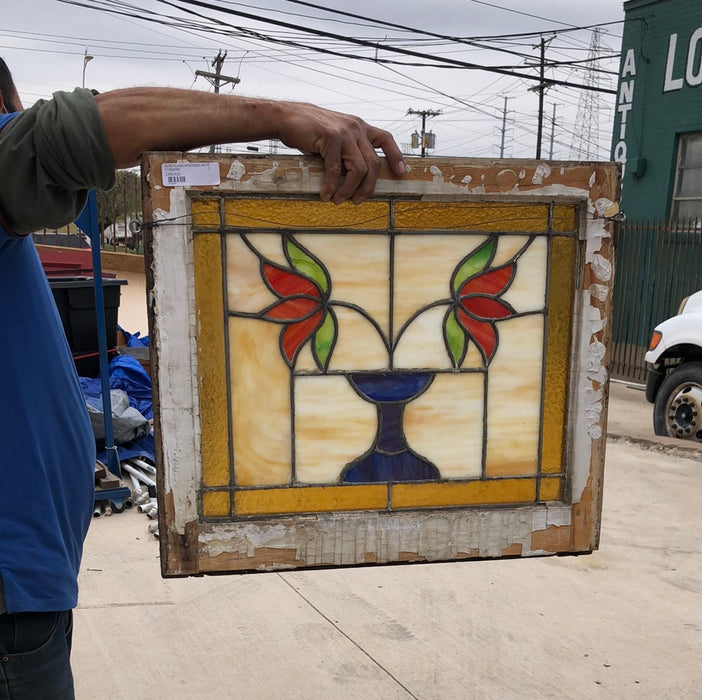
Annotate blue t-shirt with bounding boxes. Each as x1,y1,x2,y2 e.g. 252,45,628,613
0,112,95,613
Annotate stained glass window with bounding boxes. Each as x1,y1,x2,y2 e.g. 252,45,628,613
191,197,577,519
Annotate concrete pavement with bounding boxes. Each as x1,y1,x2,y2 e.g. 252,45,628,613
72,381,702,699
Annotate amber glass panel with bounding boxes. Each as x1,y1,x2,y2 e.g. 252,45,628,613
552,205,577,232
539,477,563,501
223,199,389,229
191,198,221,228
235,485,388,515
394,201,549,232
194,234,230,488
541,235,576,474
391,478,536,509
202,491,230,517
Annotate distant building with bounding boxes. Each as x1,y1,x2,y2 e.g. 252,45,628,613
612,0,702,222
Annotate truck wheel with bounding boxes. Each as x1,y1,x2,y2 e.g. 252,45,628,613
653,362,702,441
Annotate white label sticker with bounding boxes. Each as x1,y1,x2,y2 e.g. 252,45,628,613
161,162,221,187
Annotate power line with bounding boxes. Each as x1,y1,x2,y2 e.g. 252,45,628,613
57,0,616,93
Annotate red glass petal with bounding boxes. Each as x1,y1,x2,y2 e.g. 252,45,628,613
264,263,321,299
281,310,324,362
459,263,514,297
265,297,319,321
460,295,514,320
456,310,497,360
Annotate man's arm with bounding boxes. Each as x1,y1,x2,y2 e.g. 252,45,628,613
95,88,406,205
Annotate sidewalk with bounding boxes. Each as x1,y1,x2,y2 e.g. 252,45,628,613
71,381,702,699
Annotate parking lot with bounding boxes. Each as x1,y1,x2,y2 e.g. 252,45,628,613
72,384,702,699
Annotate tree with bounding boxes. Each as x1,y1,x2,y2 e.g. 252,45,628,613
97,168,141,233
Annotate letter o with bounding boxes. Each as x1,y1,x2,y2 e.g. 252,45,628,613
687,27,702,86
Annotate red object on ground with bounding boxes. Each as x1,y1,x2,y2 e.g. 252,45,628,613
37,246,115,278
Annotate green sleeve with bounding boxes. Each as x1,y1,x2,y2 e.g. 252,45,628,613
0,88,116,235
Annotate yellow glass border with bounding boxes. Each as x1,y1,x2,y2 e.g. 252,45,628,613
538,477,564,502
191,197,222,229
391,478,536,509
394,201,549,232
202,490,230,517
223,198,390,230
193,234,230,488
235,484,388,515
540,235,576,475
552,205,578,232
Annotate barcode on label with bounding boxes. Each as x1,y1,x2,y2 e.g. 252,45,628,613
166,176,188,184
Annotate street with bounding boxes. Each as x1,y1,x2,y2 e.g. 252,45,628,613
73,435,702,699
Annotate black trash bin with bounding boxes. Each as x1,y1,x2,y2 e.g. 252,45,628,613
48,276,127,377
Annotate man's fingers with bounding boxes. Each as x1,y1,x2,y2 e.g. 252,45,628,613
370,127,406,177
350,138,382,204
314,114,406,204
331,149,367,204
319,138,342,203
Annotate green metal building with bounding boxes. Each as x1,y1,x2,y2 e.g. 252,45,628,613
609,0,702,381
612,0,702,222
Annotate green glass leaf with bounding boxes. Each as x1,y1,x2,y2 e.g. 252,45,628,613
285,237,329,294
451,237,496,294
444,309,467,368
313,311,337,371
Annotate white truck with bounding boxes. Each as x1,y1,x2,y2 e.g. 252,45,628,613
644,290,702,442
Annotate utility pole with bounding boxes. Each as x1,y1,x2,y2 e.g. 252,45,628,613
407,108,441,157
536,37,546,159
548,103,557,159
499,96,510,158
527,36,553,159
196,51,241,153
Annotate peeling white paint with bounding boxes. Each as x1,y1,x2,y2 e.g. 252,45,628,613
253,161,279,179
226,160,245,182
591,254,613,282
531,163,552,185
200,507,572,564
589,171,597,188
150,192,202,533
531,504,572,531
429,165,444,183
461,175,472,185
593,197,615,216
590,284,609,302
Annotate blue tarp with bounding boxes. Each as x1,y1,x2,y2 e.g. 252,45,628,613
108,355,153,420
119,326,149,348
97,432,155,464
80,348,155,462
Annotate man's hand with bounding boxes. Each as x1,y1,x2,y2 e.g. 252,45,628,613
276,102,406,204
96,88,406,202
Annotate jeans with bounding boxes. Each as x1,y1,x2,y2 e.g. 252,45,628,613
0,611,74,700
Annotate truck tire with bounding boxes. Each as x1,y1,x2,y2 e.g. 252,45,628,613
652,361,702,441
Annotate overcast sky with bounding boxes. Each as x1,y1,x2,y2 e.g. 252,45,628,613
3,0,625,159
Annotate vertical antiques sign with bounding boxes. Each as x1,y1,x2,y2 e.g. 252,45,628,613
141,154,619,577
